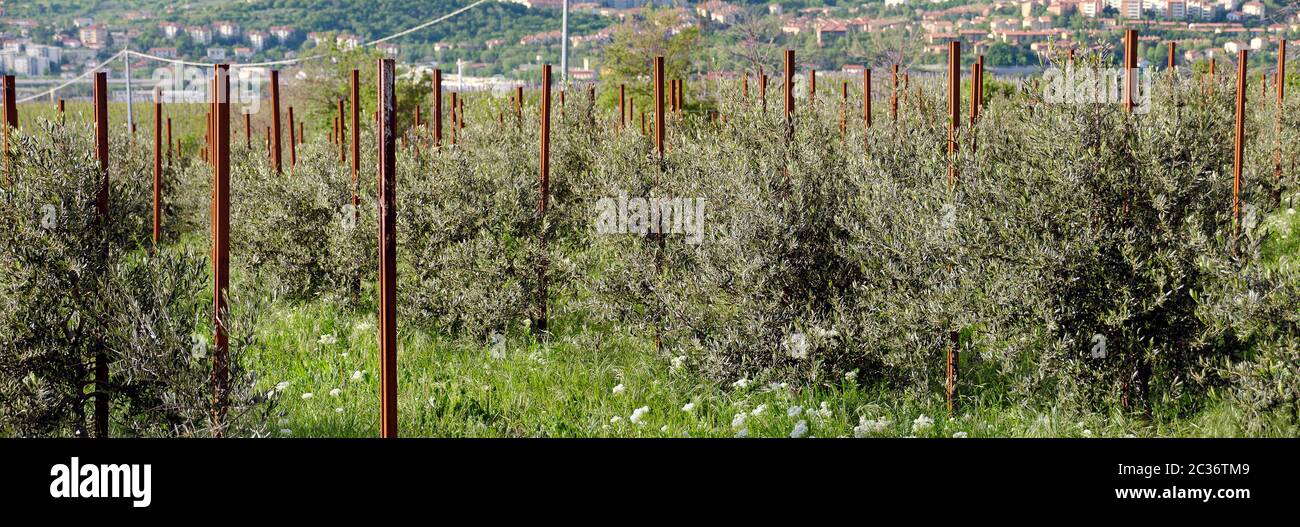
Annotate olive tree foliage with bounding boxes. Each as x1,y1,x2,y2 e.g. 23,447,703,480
0,122,270,437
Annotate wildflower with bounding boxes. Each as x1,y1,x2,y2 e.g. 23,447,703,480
1082,429,1093,437
351,370,364,381
354,321,374,332
952,431,968,438
660,425,669,433
681,402,696,412
853,416,890,438
279,429,292,436
1288,208,1296,215
329,388,341,397
670,355,686,370
730,413,748,429
783,332,809,359
610,416,622,424
340,353,349,358
734,428,749,438
751,404,767,417
301,392,313,400
790,420,809,438
334,408,344,414
275,381,291,392
630,406,650,425
732,378,750,389
787,405,803,417
319,333,338,346
912,415,934,435
811,401,832,419
612,383,625,395
844,370,858,382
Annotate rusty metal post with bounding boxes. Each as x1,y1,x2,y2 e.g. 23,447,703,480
434,69,443,147
210,64,232,437
153,88,163,244
742,74,749,101
92,72,110,438
337,98,346,163
514,85,523,123
1275,40,1287,204
783,50,794,136
3,75,15,179
840,80,847,134
1168,41,1177,70
1124,29,1137,114
809,69,816,103
288,106,297,168
450,91,458,145
351,70,360,217
1234,50,1248,241
270,70,282,173
655,57,666,155
864,68,873,131
760,72,768,111
948,41,961,190
244,112,251,149
537,64,553,337
376,58,399,439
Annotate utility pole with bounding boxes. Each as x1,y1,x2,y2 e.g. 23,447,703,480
124,49,135,133
561,0,569,84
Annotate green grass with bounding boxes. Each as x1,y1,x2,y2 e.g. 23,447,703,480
246,297,1295,438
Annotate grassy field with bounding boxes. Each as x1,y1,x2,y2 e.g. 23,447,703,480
250,289,1298,439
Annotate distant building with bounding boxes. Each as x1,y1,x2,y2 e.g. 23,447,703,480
186,26,212,45
206,47,227,61
1242,1,1265,17
147,47,178,59
214,21,241,39
248,31,270,51
270,26,295,43
159,22,182,39
79,25,109,49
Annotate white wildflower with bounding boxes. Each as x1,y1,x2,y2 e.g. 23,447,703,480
787,405,804,417
334,407,344,414
612,383,625,395
853,416,891,438
751,404,767,417
1081,429,1093,437
789,420,809,438
610,416,622,424
730,412,748,429
844,370,858,382
670,355,686,370
329,388,341,397
660,425,668,433
952,431,968,438
279,428,292,436
275,381,291,392
681,402,696,412
318,333,338,346
351,370,364,381
912,414,934,434
732,378,750,389
301,392,313,400
630,406,650,425
783,332,809,359
734,428,749,438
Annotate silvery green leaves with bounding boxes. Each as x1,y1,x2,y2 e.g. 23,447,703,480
0,120,266,437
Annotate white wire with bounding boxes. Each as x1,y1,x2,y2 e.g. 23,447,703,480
16,0,490,102
16,50,127,103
